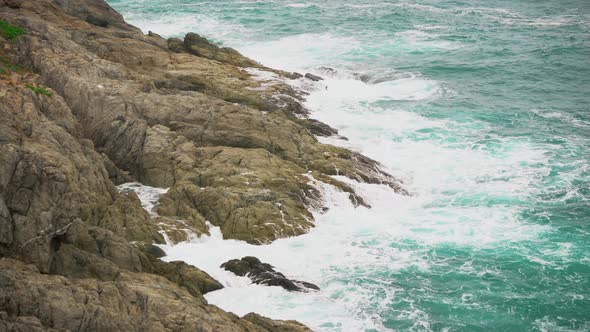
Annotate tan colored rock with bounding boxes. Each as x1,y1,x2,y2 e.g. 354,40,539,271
0,63,232,324
0,1,323,329
98,191,165,244
244,313,313,332
0,0,410,328
2,0,406,244
0,258,310,332
156,146,317,243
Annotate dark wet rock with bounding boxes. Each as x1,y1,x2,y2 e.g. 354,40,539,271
154,78,204,91
318,67,336,74
2,0,22,9
355,73,372,83
86,15,109,27
222,257,320,292
304,73,323,81
143,243,166,258
297,118,339,137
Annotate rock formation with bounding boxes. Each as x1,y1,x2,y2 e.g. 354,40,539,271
0,0,406,329
222,256,320,292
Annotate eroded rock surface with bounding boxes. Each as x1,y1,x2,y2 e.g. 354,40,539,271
0,258,311,332
222,256,320,292
1,0,405,243
0,0,406,329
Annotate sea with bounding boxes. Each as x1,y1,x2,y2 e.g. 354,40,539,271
108,0,590,331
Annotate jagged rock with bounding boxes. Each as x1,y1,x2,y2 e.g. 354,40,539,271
297,118,339,137
222,257,320,292
54,0,140,32
243,313,313,332
304,73,323,81
144,31,168,50
151,260,223,297
98,191,165,243
183,32,258,67
0,312,52,332
153,78,204,92
101,152,135,184
0,258,311,332
0,0,408,328
0,53,296,329
155,147,318,244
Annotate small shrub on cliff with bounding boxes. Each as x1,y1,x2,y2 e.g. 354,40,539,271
0,56,21,73
26,84,53,97
0,20,26,40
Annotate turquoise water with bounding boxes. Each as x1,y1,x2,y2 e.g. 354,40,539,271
108,0,590,331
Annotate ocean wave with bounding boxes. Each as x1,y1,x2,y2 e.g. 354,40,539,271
285,3,315,8
123,12,252,40
237,33,360,71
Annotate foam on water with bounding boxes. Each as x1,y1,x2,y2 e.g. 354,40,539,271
121,11,252,40
117,182,169,215
157,55,554,330
108,0,590,330
285,3,314,8
238,33,361,72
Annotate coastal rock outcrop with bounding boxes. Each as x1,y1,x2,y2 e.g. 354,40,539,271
0,258,312,331
0,0,406,328
222,256,320,292
2,0,406,243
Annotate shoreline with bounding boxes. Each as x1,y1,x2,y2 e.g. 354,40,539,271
0,0,406,330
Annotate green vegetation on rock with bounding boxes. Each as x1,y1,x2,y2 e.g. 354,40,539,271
25,84,53,97
0,20,25,40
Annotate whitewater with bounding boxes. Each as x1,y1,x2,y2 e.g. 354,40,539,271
108,0,590,331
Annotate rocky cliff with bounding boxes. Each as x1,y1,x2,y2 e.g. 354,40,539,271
0,0,405,330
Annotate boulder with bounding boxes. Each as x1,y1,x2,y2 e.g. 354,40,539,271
222,257,320,292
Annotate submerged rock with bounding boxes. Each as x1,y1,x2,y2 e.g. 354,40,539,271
221,257,320,292
304,72,324,81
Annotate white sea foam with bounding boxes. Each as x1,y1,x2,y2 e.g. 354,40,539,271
117,182,169,215
285,3,314,8
531,109,590,128
124,12,252,40
394,29,461,50
393,3,447,14
243,67,280,82
237,33,360,72
111,8,568,331
148,27,555,329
